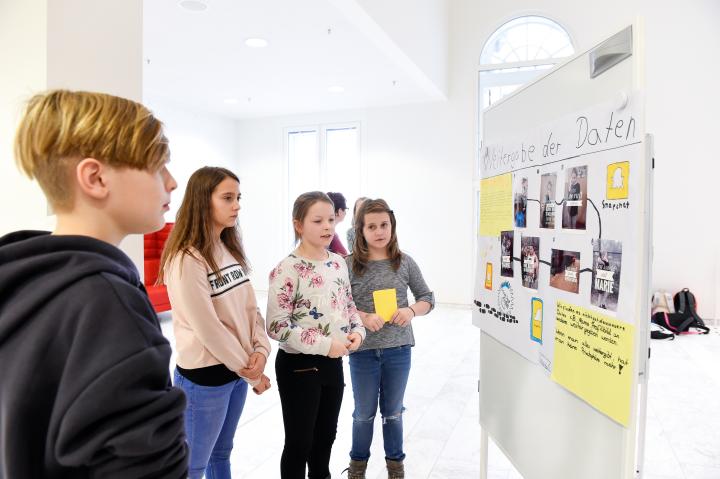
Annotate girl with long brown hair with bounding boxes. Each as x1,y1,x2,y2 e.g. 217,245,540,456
159,166,271,479
344,198,434,479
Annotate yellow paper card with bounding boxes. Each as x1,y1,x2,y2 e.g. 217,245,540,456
479,174,513,237
551,301,634,426
373,289,398,322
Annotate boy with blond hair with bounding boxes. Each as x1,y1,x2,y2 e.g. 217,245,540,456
0,90,187,478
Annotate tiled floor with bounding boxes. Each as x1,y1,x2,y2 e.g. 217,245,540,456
159,299,720,478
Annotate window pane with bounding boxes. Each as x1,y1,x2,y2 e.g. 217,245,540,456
480,16,574,65
326,126,360,248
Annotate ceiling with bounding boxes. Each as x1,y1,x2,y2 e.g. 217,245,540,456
143,0,444,119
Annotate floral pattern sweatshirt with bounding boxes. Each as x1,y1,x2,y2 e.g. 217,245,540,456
266,251,366,355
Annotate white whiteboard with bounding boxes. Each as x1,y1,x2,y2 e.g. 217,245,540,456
474,24,652,479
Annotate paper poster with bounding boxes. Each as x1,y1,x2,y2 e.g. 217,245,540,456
606,162,629,200
562,166,587,230
521,236,539,289
549,249,581,294
500,231,514,277
540,173,557,229
373,289,397,322
551,301,634,426
514,176,528,228
591,239,623,311
479,174,513,236
485,263,493,290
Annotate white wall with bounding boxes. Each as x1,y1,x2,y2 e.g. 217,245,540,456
145,100,238,222
233,0,720,317
0,0,52,235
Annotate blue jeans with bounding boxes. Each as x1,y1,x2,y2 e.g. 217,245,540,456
348,345,411,462
174,369,248,479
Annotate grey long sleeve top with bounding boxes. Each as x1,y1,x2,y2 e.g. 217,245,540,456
345,253,435,351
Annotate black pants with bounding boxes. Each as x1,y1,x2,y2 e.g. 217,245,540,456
276,349,345,479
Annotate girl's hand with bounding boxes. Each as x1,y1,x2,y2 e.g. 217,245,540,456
347,332,362,351
362,313,385,332
391,307,414,327
240,352,266,380
252,374,271,395
328,339,349,358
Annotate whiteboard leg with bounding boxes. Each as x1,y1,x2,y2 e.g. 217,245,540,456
480,427,489,479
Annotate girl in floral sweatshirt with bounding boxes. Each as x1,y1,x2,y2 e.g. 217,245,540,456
266,191,366,479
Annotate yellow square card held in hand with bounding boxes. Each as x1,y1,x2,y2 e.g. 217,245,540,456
373,288,398,322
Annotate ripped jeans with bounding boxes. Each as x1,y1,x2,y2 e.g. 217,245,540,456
348,345,411,462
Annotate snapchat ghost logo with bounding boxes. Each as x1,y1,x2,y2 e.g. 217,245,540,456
607,161,629,199
612,167,623,188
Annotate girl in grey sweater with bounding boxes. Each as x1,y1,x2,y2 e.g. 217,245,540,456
344,199,434,479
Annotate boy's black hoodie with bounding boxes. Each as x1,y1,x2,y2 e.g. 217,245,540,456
0,231,187,478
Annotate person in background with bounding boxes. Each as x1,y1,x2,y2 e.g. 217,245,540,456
0,90,187,478
326,191,348,255
160,166,271,479
344,199,434,479
346,196,369,254
266,191,366,479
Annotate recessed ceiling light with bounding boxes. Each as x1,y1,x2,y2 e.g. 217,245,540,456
245,38,268,48
328,86,345,93
223,98,238,104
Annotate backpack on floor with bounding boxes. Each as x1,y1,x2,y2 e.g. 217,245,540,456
651,288,709,336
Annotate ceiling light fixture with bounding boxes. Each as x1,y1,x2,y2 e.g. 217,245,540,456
245,38,268,48
328,86,345,93
178,0,208,11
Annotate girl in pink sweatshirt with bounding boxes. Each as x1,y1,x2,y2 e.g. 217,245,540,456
159,166,271,479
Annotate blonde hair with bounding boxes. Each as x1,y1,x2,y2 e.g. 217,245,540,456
14,90,169,211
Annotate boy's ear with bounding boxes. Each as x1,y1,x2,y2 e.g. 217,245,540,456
76,158,110,200
293,219,302,237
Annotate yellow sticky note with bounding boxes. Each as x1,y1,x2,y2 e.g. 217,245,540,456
373,289,398,322
551,301,634,426
479,174,513,237
606,161,629,199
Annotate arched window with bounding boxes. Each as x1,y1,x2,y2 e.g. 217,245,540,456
479,16,575,108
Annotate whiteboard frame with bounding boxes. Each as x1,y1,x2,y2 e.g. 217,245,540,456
476,22,651,479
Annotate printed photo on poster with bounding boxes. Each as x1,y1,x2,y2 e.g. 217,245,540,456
514,176,528,228
562,166,587,230
591,239,622,311
500,230,514,278
549,249,581,294
540,173,557,229
521,236,540,289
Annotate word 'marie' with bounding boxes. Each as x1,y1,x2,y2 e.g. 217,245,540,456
576,111,636,149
